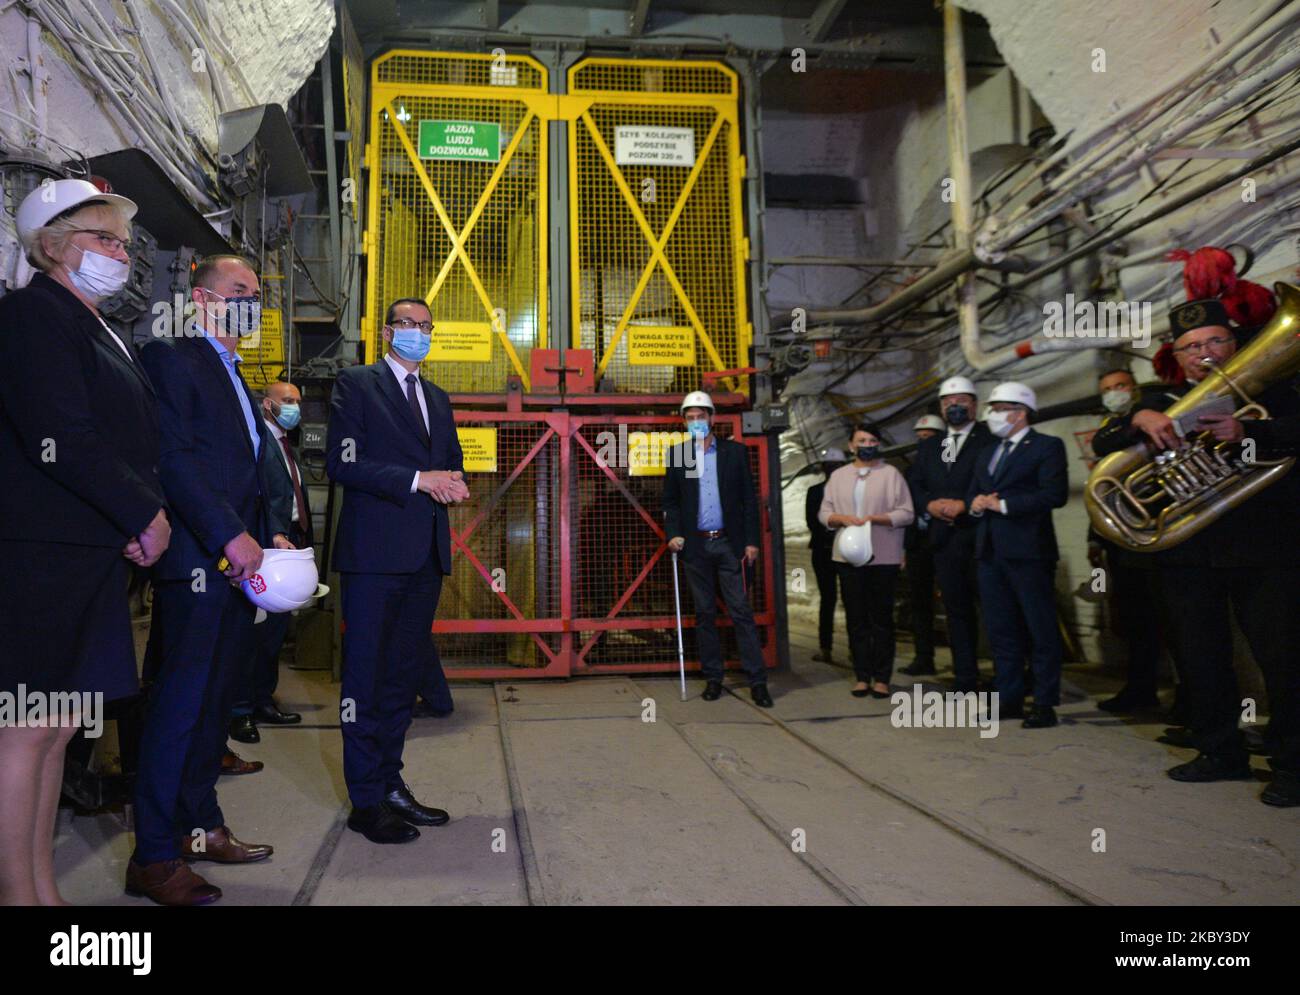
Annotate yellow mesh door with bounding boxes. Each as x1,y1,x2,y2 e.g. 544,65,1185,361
568,59,750,395
367,51,549,391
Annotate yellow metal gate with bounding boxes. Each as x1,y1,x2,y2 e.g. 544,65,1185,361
567,58,751,395
366,51,550,390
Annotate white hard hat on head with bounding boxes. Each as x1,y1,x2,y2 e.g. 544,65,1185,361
679,390,714,413
240,548,330,613
988,381,1038,411
16,178,137,245
913,415,945,433
938,376,978,399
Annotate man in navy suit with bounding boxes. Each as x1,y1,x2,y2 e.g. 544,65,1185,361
906,377,994,691
326,297,468,844
131,255,290,905
966,382,1068,728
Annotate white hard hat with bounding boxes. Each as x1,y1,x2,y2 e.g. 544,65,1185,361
240,548,329,613
836,524,873,567
938,376,977,398
988,381,1038,411
913,415,945,433
15,178,137,244
818,446,846,462
679,390,714,413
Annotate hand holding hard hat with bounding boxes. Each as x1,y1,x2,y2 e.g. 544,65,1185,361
239,548,329,613
835,523,873,567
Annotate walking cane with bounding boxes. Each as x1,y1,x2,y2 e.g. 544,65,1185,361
671,549,687,702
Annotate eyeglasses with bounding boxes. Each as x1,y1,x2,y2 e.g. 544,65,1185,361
72,229,133,253
1171,336,1233,355
390,318,433,332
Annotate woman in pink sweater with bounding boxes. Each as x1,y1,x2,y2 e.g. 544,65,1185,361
818,424,915,697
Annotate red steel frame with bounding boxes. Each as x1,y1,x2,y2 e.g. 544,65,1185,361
434,406,776,679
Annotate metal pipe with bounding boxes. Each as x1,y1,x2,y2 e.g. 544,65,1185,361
805,249,974,323
985,38,1300,255
768,257,937,269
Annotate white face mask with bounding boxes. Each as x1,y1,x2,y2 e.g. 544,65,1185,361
66,245,129,300
986,410,1017,439
1101,389,1132,414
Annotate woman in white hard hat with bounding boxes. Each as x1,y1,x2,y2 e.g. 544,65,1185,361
818,423,915,698
0,178,170,905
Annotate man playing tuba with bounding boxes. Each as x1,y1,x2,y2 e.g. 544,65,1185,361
1092,298,1300,806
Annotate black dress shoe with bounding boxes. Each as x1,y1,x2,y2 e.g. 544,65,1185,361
1022,705,1058,729
1156,726,1195,748
229,715,259,744
1261,771,1300,807
900,660,936,676
1167,753,1253,783
412,699,454,718
252,703,302,725
1098,689,1160,714
701,680,723,701
869,686,891,699
384,783,450,826
347,805,419,844
750,684,773,708
851,685,870,698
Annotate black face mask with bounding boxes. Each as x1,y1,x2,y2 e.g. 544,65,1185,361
944,405,970,427
856,446,878,461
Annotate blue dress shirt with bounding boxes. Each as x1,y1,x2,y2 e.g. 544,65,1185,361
695,439,723,530
204,334,260,458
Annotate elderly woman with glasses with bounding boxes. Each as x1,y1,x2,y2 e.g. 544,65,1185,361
0,179,170,904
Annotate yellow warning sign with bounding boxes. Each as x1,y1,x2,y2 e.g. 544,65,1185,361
237,309,285,388
627,325,695,366
429,321,493,362
457,426,497,472
628,430,688,477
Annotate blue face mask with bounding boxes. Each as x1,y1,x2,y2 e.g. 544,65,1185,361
275,402,301,430
390,328,431,362
686,419,709,440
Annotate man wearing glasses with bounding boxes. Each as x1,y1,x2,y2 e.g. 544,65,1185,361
1092,299,1300,806
326,298,469,843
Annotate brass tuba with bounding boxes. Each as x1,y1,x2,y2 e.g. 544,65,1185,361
1085,282,1300,552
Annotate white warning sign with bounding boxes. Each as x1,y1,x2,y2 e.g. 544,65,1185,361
614,126,695,167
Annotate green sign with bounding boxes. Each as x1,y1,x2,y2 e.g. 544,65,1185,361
417,120,501,162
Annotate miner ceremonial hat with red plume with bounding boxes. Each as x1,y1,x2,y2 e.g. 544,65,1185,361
1156,245,1278,384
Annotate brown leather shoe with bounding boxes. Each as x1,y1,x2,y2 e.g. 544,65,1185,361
180,825,273,863
220,750,264,776
125,858,222,906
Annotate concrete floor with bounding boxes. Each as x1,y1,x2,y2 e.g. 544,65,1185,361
54,619,1298,906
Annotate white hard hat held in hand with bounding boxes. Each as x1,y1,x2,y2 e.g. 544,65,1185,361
240,548,329,613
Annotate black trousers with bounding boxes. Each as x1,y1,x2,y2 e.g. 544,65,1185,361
906,543,936,665
683,537,766,685
836,562,899,685
1106,555,1163,696
933,541,981,687
810,545,837,652
1161,565,1300,770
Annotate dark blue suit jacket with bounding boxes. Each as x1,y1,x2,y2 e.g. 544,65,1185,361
326,360,463,575
965,428,1068,562
139,334,285,581
908,422,994,554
